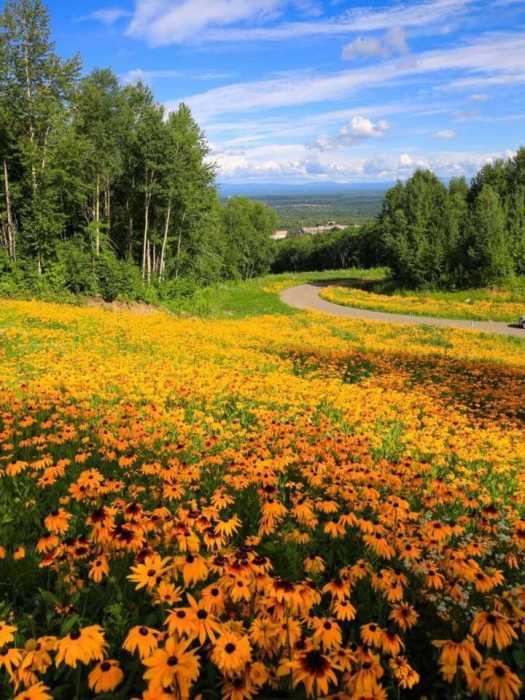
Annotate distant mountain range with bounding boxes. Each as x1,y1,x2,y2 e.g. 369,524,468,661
218,182,394,197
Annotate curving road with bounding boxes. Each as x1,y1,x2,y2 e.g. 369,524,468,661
280,283,525,338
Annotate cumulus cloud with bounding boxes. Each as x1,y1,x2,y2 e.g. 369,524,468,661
342,27,408,60
314,116,390,150
212,144,509,183
434,129,457,139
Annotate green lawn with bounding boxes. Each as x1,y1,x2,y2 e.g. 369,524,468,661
163,268,386,319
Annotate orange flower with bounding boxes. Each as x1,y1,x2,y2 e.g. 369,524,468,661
212,632,252,677
88,659,124,693
480,658,522,700
14,682,53,700
56,625,107,667
0,621,17,646
143,637,200,695
471,611,517,651
287,647,338,698
389,603,418,631
127,554,171,591
123,626,160,659
311,618,342,650
360,623,384,648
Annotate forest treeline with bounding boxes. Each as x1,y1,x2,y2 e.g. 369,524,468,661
273,149,525,289
2,1,524,303
0,0,276,301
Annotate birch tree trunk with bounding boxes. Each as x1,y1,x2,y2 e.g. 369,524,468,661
3,159,15,260
159,200,171,281
175,211,186,280
95,174,101,256
142,181,151,278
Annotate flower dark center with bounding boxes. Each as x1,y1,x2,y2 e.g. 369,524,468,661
167,655,178,666
225,643,236,653
301,650,330,676
100,661,111,672
139,627,149,636
70,630,81,640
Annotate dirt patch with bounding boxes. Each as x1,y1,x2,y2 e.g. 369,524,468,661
83,297,159,314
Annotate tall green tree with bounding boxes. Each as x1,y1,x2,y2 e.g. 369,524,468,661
0,0,80,269
159,104,217,282
465,184,513,286
222,197,277,280
74,69,125,255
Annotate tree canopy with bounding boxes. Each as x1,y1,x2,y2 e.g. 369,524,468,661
376,151,525,288
0,0,275,301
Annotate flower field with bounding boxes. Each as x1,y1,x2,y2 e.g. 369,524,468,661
319,285,525,323
0,299,525,699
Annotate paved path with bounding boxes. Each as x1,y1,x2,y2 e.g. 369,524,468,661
280,283,525,338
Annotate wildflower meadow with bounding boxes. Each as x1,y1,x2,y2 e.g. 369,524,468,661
0,299,524,699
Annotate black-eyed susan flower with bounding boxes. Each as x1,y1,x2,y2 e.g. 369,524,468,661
14,682,53,700
0,621,17,646
479,658,522,700
212,631,252,677
123,626,160,660
143,637,200,694
55,625,107,667
471,610,517,651
88,659,124,693
287,647,338,698
389,603,418,631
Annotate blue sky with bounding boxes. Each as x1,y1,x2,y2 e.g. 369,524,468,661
40,0,525,183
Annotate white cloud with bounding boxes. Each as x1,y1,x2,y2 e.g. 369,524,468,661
121,68,233,85
434,129,457,139
179,31,525,120
212,142,513,183
127,0,283,46
469,93,489,101
342,27,408,61
314,115,390,150
345,115,390,138
126,0,472,46
85,7,131,25
342,36,385,60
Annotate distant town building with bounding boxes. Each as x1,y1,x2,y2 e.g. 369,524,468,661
301,221,348,235
271,229,289,240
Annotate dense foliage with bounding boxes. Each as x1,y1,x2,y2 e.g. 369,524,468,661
271,224,383,273
0,0,276,301
378,153,525,288
272,151,525,290
0,298,524,699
